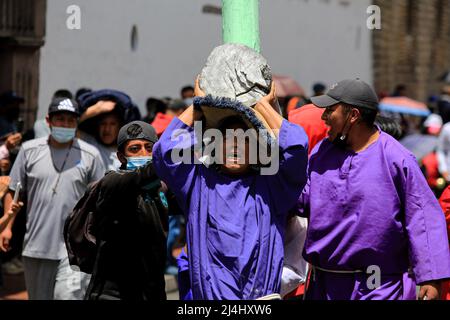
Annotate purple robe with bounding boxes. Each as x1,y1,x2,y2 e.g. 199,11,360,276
298,129,450,300
177,248,193,300
153,118,308,300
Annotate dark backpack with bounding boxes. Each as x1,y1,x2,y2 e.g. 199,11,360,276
64,180,101,274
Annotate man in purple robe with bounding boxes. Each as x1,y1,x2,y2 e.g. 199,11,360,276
153,83,308,300
298,79,450,300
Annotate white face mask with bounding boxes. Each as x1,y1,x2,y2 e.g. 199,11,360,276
126,156,152,170
51,127,76,143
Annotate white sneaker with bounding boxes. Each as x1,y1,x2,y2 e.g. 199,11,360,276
1,257,24,275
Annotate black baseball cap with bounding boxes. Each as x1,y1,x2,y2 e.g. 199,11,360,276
0,91,24,106
117,121,158,149
48,97,80,116
311,79,379,111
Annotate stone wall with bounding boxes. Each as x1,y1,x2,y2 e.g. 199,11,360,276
373,0,450,101
0,0,46,131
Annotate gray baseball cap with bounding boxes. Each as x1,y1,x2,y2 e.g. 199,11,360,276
311,79,379,111
117,121,158,149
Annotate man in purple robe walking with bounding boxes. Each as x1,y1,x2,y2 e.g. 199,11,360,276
298,79,450,300
153,82,309,300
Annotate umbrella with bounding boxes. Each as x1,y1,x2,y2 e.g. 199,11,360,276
272,75,305,98
379,97,430,117
400,134,438,161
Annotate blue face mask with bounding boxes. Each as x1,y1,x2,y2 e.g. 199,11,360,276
51,127,76,143
126,156,152,170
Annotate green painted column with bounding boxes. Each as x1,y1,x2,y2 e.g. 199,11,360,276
222,0,260,52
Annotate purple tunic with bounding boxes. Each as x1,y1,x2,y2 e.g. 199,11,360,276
153,118,308,300
298,130,450,300
177,249,193,300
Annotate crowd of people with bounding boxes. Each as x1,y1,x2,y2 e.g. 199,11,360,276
0,47,449,301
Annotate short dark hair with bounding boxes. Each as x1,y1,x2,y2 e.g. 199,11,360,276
52,89,73,100
374,115,402,140
313,83,326,94
342,103,378,127
181,86,194,95
146,97,167,113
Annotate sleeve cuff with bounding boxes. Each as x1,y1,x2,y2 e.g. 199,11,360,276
278,120,308,151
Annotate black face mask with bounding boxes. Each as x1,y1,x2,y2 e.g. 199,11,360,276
332,133,348,149
331,112,352,149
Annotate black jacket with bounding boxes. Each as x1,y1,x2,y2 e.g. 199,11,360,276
85,163,167,300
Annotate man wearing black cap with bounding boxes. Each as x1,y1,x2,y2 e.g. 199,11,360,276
84,121,168,300
296,79,450,300
0,97,105,300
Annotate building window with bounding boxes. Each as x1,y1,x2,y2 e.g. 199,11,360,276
131,25,138,51
202,4,222,15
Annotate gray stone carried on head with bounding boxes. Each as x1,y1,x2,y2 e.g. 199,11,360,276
199,43,272,108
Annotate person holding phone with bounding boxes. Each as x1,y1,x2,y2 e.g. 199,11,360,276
0,97,105,300
0,185,23,233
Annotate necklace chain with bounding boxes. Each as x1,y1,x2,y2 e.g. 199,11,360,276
51,142,73,195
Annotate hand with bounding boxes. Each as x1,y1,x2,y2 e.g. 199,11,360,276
98,101,116,113
80,100,116,123
418,282,441,300
0,176,10,198
5,133,22,151
92,100,116,114
7,201,23,218
261,80,277,107
0,159,11,173
254,82,283,131
0,228,12,252
194,75,206,97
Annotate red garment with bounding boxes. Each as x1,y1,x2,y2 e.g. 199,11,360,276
286,97,301,115
283,283,305,299
422,152,439,188
438,187,450,300
151,112,174,137
288,104,328,155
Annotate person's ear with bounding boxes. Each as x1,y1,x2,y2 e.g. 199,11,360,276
350,108,360,124
117,151,127,165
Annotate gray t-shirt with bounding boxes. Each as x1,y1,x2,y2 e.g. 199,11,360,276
9,136,105,260
79,132,121,172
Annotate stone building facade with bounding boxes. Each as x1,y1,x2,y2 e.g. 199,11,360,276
0,0,46,131
1,0,449,131
373,0,450,101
